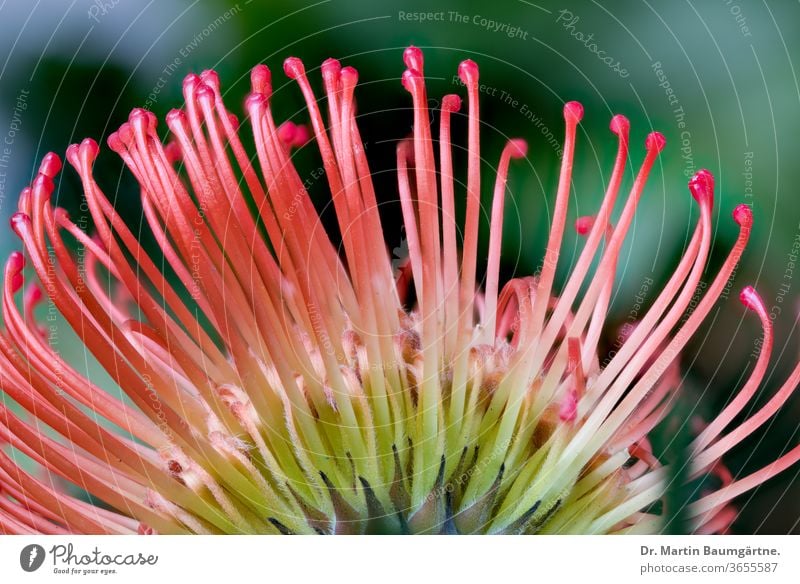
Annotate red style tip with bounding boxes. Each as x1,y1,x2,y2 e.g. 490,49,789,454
6,251,25,293
39,153,62,178
564,101,584,124
340,66,358,88
278,121,297,145
32,174,55,198
129,108,157,137
292,124,311,147
17,186,31,210
199,69,220,90
106,132,125,155
277,121,310,148
250,64,272,95
403,46,424,73
733,204,753,228
575,216,595,235
507,138,528,159
401,68,422,93
24,282,42,307
182,73,200,94
53,207,70,224
559,390,578,422
65,139,99,170
645,132,666,153
739,286,765,313
442,94,462,112
245,93,267,115
283,57,305,79
321,58,341,81
609,114,630,136
458,59,479,85
117,123,134,147
10,273,23,294
166,109,188,129
10,212,30,237
7,250,25,274
194,83,215,105
65,144,80,169
694,168,715,193
688,169,714,206
80,138,100,162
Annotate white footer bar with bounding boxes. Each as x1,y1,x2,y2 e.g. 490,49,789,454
2,535,798,583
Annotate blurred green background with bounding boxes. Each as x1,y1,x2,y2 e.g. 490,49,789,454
0,0,798,533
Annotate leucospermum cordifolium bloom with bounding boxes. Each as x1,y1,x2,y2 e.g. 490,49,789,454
1,46,798,536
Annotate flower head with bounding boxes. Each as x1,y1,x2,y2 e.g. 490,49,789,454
1,47,798,534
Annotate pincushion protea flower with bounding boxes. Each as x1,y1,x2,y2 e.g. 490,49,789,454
1,46,798,536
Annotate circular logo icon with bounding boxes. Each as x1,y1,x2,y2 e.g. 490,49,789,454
20,544,46,572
